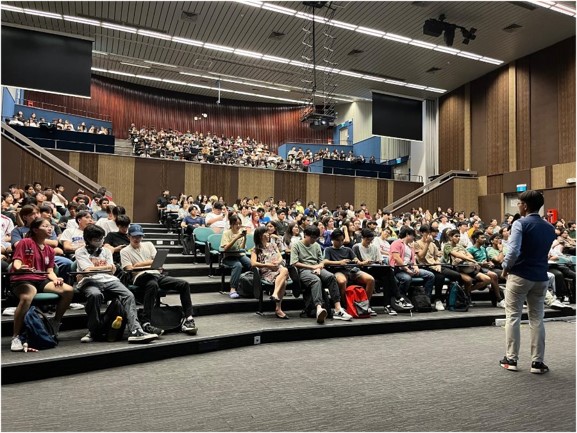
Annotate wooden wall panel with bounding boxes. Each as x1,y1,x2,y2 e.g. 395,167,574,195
306,174,320,207
396,182,454,215
470,76,487,176
486,174,503,195
508,63,517,172
97,155,135,219
502,169,531,193
479,194,503,223
516,57,531,171
376,181,391,210
453,178,479,215
200,164,238,206
133,158,170,223
557,38,576,163
274,171,307,206
354,178,378,216
393,181,422,202
26,76,330,150
319,175,355,210
438,87,465,173
552,162,576,188
557,187,576,221
78,153,99,183
531,167,546,190
1,137,22,190
478,176,487,197
184,163,203,197
485,68,509,175
530,45,559,168
237,168,275,204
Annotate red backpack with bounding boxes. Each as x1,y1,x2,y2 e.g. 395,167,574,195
345,285,371,318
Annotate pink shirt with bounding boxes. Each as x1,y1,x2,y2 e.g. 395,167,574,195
11,238,55,282
389,239,415,267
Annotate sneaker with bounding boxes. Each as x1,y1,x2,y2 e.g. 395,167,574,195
549,299,567,310
384,305,398,316
2,307,16,316
229,291,240,299
563,296,570,304
128,329,158,343
395,298,413,309
368,307,377,317
499,356,518,371
333,309,353,321
11,336,24,352
316,308,327,324
68,303,85,310
435,300,445,311
531,361,549,374
496,299,506,308
80,332,94,343
142,322,165,336
181,318,198,335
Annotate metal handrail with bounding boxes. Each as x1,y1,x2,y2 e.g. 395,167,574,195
15,99,112,122
383,170,477,213
1,122,102,195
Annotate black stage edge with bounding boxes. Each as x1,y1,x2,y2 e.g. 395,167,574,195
2,309,573,385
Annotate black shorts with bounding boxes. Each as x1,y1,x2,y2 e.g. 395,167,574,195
11,278,52,293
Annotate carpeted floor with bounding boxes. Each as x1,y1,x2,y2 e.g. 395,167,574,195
2,321,575,432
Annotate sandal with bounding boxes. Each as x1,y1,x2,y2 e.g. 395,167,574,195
275,312,289,320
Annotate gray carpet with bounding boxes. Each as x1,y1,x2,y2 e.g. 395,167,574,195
2,321,575,432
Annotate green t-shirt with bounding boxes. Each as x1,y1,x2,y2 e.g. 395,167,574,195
467,245,488,263
290,240,322,266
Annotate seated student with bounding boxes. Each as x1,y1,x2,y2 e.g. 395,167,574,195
251,226,289,319
220,215,251,299
389,227,435,299
548,245,576,302
181,205,205,234
290,225,352,323
414,225,462,311
60,210,94,256
467,230,505,307
9,218,74,352
164,196,181,232
486,233,505,269
76,224,158,344
325,228,376,316
443,229,493,305
121,224,198,336
205,201,228,234
104,214,131,264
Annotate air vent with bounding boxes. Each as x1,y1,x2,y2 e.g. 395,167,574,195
347,49,364,56
181,11,199,22
350,69,405,82
426,66,442,73
503,23,523,33
194,59,214,69
269,31,286,40
508,1,537,11
411,1,430,7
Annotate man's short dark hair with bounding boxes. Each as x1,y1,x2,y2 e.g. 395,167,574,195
419,224,430,233
213,201,224,210
489,233,502,243
304,225,320,238
457,221,468,228
116,214,131,227
399,226,416,238
330,228,344,240
518,190,545,213
38,205,52,214
361,228,375,239
67,202,78,210
257,207,265,213
75,210,91,222
471,230,485,241
83,224,105,242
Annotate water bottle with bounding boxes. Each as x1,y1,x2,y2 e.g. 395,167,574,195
23,247,34,269
107,316,123,342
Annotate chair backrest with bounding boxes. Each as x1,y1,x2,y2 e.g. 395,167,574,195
193,227,215,243
245,234,255,252
207,233,223,252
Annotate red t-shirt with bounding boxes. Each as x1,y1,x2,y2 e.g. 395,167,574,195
11,238,55,282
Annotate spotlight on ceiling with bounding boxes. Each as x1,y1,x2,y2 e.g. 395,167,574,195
423,14,477,47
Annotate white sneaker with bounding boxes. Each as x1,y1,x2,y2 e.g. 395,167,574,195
68,303,84,310
333,309,353,321
368,307,377,317
384,305,398,316
316,308,327,324
2,307,16,316
80,333,94,343
435,300,445,311
549,299,566,310
496,299,506,308
11,337,24,352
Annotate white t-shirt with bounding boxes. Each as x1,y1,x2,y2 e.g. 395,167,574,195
75,246,117,287
96,218,118,236
206,212,228,232
60,227,85,249
120,241,160,282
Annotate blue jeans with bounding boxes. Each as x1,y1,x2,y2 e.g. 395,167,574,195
223,255,252,290
395,268,435,297
54,255,73,284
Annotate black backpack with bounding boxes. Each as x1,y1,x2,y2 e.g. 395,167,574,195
409,286,433,312
300,288,333,319
94,298,128,341
23,307,58,349
446,282,469,312
143,302,185,333
237,271,255,298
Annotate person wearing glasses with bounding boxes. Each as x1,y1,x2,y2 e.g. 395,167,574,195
500,190,556,374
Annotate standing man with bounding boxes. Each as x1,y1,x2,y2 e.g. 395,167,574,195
500,190,555,374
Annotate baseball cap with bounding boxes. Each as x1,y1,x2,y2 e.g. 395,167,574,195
128,224,145,237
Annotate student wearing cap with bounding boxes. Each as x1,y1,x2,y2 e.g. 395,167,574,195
121,224,198,336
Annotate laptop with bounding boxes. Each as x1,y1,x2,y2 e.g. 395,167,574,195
150,249,170,269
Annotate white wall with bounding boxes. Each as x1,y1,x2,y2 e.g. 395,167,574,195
410,140,426,183
335,101,372,142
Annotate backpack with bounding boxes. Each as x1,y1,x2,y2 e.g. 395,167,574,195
409,286,433,312
143,301,184,333
300,288,333,319
237,271,255,298
344,285,371,318
446,282,469,312
23,307,58,349
94,298,128,341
